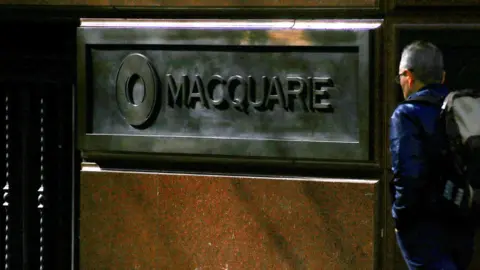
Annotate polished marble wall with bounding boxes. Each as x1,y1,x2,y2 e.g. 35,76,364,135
80,170,378,269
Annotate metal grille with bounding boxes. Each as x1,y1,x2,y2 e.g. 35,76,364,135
0,22,77,270
1,82,76,270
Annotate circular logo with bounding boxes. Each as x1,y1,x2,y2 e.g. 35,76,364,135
116,53,159,128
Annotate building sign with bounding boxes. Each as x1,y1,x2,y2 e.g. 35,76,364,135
77,20,379,161
115,53,334,128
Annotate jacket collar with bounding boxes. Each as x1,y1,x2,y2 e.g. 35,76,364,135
407,83,449,100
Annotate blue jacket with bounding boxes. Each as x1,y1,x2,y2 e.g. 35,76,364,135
389,84,449,228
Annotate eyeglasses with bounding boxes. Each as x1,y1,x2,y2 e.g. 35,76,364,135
395,69,413,84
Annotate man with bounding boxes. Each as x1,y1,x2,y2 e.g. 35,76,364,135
390,41,475,269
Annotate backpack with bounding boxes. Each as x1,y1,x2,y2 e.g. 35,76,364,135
402,88,480,217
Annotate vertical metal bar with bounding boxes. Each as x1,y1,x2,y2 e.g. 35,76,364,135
2,84,24,270
39,96,45,270
3,90,10,270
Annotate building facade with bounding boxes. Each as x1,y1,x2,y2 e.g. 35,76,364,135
1,1,480,269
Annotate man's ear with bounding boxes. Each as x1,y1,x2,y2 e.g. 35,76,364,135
406,69,415,86
442,71,446,84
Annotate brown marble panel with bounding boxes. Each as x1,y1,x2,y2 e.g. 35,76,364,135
80,169,378,269
0,0,376,7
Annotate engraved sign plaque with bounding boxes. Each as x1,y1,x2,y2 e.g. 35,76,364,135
77,20,380,161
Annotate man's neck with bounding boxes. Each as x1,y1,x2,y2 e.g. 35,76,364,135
407,82,425,98
413,82,426,93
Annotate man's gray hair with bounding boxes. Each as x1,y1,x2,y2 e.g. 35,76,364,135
399,41,444,84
